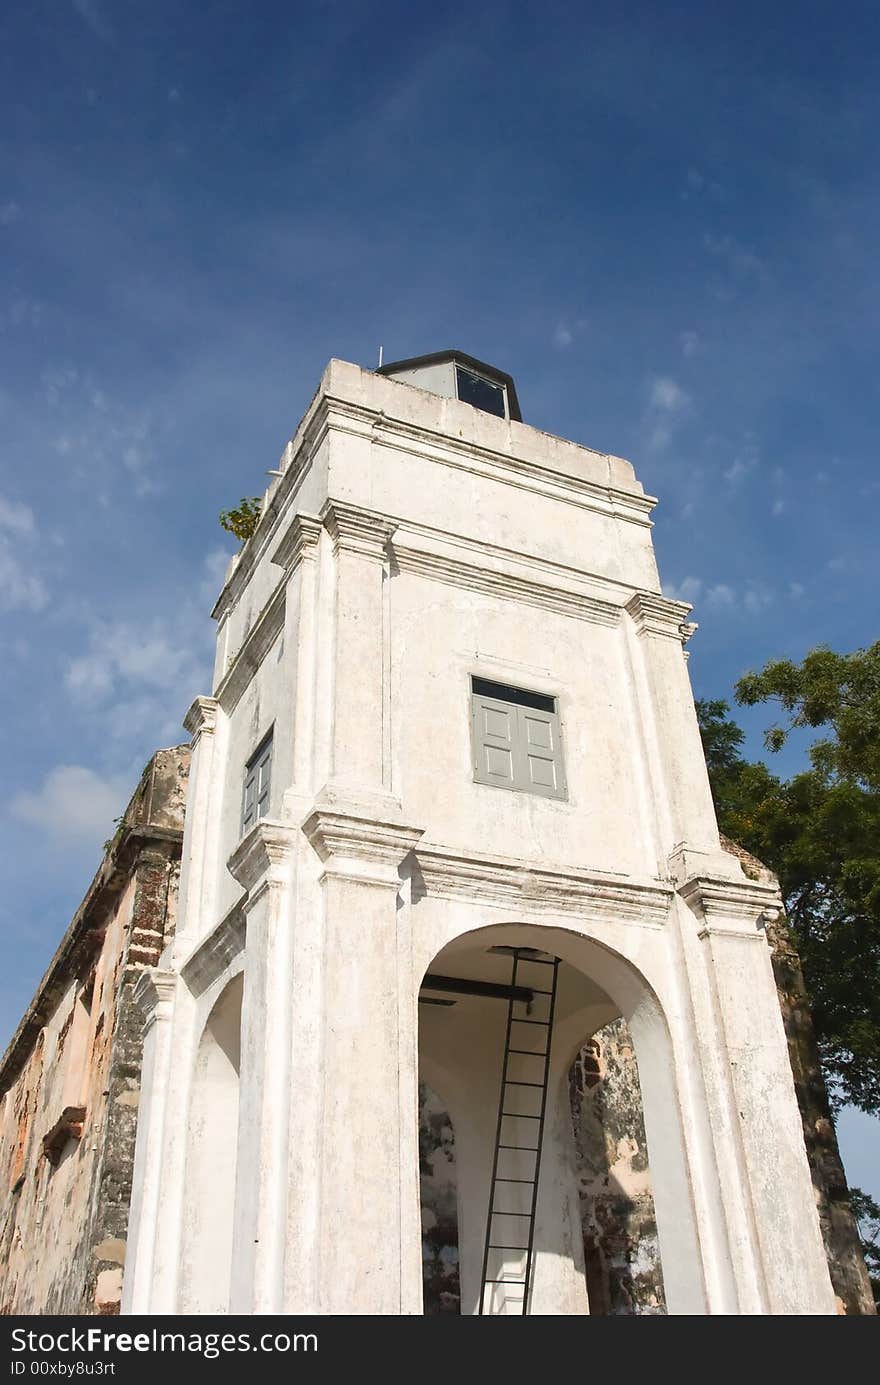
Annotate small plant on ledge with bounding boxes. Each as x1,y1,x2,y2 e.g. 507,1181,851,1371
219,496,262,544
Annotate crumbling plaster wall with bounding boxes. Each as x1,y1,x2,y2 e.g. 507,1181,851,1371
0,747,188,1316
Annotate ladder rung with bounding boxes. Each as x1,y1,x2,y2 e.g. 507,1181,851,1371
487,1245,530,1251
507,1048,549,1057
503,1080,545,1088
491,1210,532,1217
498,1143,539,1152
493,1178,535,1185
512,1017,550,1027
483,1279,527,1285
521,987,553,995
501,1111,541,1119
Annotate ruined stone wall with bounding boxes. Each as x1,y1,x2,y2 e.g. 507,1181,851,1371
0,747,188,1315
568,1020,665,1315
419,1084,460,1314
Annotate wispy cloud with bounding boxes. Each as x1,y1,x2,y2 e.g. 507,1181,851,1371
553,317,587,350
63,549,230,743
11,765,127,845
703,232,767,281
644,375,692,452
679,330,701,358
0,495,47,612
72,0,112,43
0,202,21,227
45,366,160,499
663,575,775,614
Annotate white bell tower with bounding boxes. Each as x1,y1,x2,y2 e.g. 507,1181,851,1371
123,352,836,1315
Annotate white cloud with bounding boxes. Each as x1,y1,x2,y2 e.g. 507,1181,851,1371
0,495,47,612
72,0,112,42
663,576,772,614
679,330,700,358
644,376,692,453
649,376,690,413
703,232,766,280
63,550,226,741
723,448,759,485
0,496,35,536
42,365,160,498
0,545,47,612
0,202,21,227
552,317,587,350
789,582,806,599
771,497,785,516
66,620,200,701
11,765,128,844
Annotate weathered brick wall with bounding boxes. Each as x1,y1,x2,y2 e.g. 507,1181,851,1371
569,1020,665,1315
0,747,188,1315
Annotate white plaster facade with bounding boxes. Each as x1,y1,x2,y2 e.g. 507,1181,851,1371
122,358,837,1316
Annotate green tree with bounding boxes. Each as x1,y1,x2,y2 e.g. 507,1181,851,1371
695,641,880,1116
219,496,262,544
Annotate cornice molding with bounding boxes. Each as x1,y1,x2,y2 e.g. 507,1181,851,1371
676,875,782,937
180,904,246,998
320,499,397,558
270,511,323,575
625,592,695,641
214,584,286,713
302,807,424,886
414,843,672,926
349,399,657,530
132,968,177,1032
392,535,621,626
183,695,219,740
227,820,298,901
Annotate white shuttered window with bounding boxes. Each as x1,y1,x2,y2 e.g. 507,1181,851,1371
470,678,566,800
242,731,273,834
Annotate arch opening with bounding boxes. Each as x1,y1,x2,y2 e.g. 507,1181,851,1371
416,922,684,1315
178,974,243,1314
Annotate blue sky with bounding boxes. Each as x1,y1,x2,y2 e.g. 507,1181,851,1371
1,1,878,1201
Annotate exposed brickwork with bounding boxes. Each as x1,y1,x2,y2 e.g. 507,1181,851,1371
0,747,189,1316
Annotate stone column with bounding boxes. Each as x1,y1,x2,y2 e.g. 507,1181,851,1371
271,513,323,796
625,594,718,854
121,969,178,1314
321,501,396,802
176,696,220,950
226,820,298,1314
301,807,423,1314
671,853,837,1315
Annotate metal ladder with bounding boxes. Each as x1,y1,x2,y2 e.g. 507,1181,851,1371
478,950,560,1315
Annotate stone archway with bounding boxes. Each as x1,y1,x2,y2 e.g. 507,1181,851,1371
416,920,701,1315
177,973,243,1313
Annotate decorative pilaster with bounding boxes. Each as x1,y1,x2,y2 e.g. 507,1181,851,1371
669,848,835,1314
226,821,298,1314
320,500,397,800
298,804,423,1313
624,592,718,852
176,696,221,950
121,969,178,1314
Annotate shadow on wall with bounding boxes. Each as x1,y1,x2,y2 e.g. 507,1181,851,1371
418,1021,665,1316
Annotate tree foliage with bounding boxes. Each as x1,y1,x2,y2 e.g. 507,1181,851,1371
695,641,880,1117
219,496,262,544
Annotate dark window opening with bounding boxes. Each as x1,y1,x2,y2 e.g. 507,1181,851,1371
455,366,506,418
471,677,556,714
